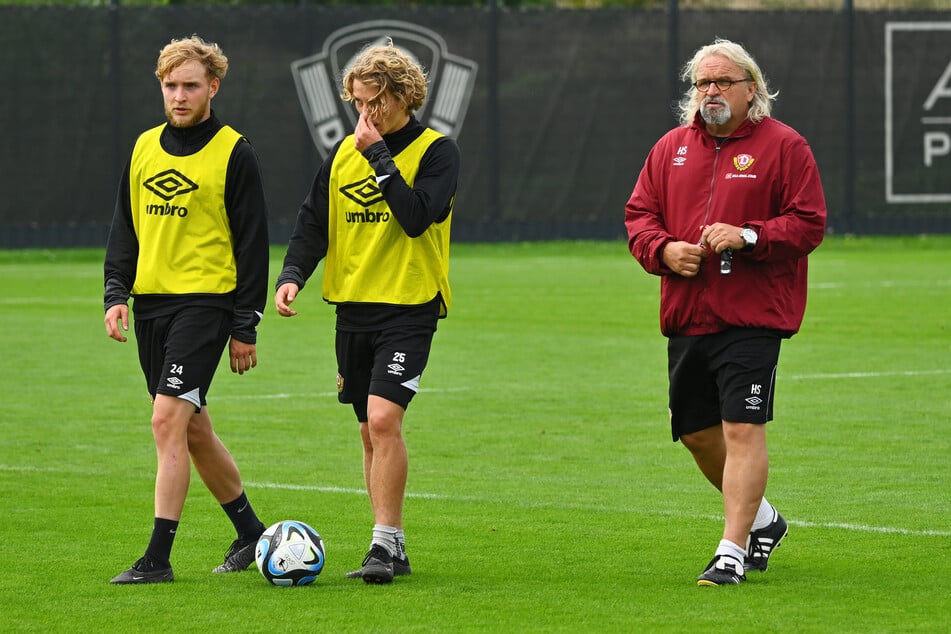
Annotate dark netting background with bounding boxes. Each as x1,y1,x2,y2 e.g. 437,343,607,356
1,6,949,247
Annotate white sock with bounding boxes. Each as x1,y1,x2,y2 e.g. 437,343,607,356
751,498,776,531
715,539,746,566
372,525,398,557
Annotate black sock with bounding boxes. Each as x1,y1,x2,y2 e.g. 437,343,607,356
221,491,265,541
144,517,178,568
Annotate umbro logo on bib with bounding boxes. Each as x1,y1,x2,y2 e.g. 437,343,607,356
144,169,198,201
340,176,384,208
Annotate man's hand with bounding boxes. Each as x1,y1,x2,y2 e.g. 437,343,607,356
662,241,709,278
230,338,257,375
700,222,744,254
104,304,129,342
354,110,383,152
275,282,300,317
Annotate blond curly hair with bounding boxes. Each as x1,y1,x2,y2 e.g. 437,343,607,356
341,39,428,121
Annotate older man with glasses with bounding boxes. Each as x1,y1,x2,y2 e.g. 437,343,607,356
624,38,827,586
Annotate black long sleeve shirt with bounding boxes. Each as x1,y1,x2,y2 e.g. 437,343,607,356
277,116,460,331
103,113,270,343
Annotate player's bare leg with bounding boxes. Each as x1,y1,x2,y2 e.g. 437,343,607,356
110,394,192,584
187,406,243,504
347,395,409,583
152,394,197,521
185,406,266,573
360,422,374,507
365,395,407,530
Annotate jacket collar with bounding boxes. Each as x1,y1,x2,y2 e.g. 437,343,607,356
690,112,759,141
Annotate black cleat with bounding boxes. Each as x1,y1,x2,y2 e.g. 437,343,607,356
697,555,746,586
745,511,788,572
346,544,394,584
110,555,174,585
213,536,260,573
346,551,411,579
393,553,412,577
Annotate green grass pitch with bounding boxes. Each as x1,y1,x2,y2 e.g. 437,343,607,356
1,237,949,632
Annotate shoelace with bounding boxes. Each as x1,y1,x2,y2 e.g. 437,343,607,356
748,535,774,560
363,545,393,565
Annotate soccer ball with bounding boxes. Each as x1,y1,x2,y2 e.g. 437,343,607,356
255,520,326,586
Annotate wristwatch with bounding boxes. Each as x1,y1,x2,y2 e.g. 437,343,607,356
740,226,758,250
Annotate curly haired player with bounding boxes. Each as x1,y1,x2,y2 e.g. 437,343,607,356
275,39,460,584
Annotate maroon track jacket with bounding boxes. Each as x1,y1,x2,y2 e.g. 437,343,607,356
625,114,827,338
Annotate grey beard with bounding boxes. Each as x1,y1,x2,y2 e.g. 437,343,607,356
700,100,732,126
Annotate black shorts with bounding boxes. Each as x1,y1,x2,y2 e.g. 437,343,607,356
667,328,781,441
335,324,436,422
134,306,231,411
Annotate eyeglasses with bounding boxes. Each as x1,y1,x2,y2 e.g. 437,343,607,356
693,78,752,92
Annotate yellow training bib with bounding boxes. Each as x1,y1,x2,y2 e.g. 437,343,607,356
129,124,243,296
324,129,452,315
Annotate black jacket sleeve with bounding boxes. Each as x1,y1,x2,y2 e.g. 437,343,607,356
276,146,334,292
225,139,270,344
370,137,460,237
103,159,137,311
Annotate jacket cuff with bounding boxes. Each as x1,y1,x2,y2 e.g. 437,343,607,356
275,266,306,293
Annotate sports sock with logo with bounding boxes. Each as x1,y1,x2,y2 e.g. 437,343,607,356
221,491,265,541
394,529,407,560
145,517,178,568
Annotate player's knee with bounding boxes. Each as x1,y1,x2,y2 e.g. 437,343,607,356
722,420,764,443
150,413,188,446
367,413,401,440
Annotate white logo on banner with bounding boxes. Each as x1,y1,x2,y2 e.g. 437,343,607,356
885,21,951,203
291,20,479,160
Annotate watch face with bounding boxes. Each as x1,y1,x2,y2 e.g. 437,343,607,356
742,228,757,245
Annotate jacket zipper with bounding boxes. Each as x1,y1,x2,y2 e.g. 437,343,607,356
702,142,722,230
697,142,723,303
